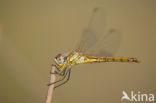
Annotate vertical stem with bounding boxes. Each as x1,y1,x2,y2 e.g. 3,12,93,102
45,65,56,103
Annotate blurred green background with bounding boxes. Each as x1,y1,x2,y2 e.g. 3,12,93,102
0,0,156,103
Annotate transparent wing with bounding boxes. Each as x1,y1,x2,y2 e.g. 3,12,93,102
85,29,122,56
76,8,106,53
76,8,122,56
76,28,98,53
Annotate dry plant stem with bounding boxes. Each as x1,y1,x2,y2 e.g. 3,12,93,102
45,65,56,103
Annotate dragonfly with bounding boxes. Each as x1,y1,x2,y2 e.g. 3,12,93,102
48,8,140,88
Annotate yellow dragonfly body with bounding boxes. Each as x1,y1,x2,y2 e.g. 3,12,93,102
49,8,140,88
54,49,139,72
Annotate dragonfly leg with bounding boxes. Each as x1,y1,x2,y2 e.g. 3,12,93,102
54,68,71,89
50,70,66,76
51,64,60,72
47,67,69,86
50,64,66,76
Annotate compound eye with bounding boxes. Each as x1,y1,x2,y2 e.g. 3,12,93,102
57,58,62,63
58,58,61,61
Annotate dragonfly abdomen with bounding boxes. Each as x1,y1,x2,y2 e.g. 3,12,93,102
86,56,140,63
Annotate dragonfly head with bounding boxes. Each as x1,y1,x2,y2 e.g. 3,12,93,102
54,53,65,67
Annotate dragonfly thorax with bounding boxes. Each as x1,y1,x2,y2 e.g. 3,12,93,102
68,51,88,65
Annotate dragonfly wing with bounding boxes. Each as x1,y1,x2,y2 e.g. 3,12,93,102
76,8,122,56
86,29,122,56
88,8,106,37
76,8,106,54
76,28,98,53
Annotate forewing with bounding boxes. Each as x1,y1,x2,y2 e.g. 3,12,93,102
76,8,106,54
76,8,121,56
76,28,98,53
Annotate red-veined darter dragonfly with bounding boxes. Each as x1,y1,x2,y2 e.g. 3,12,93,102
48,8,140,88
